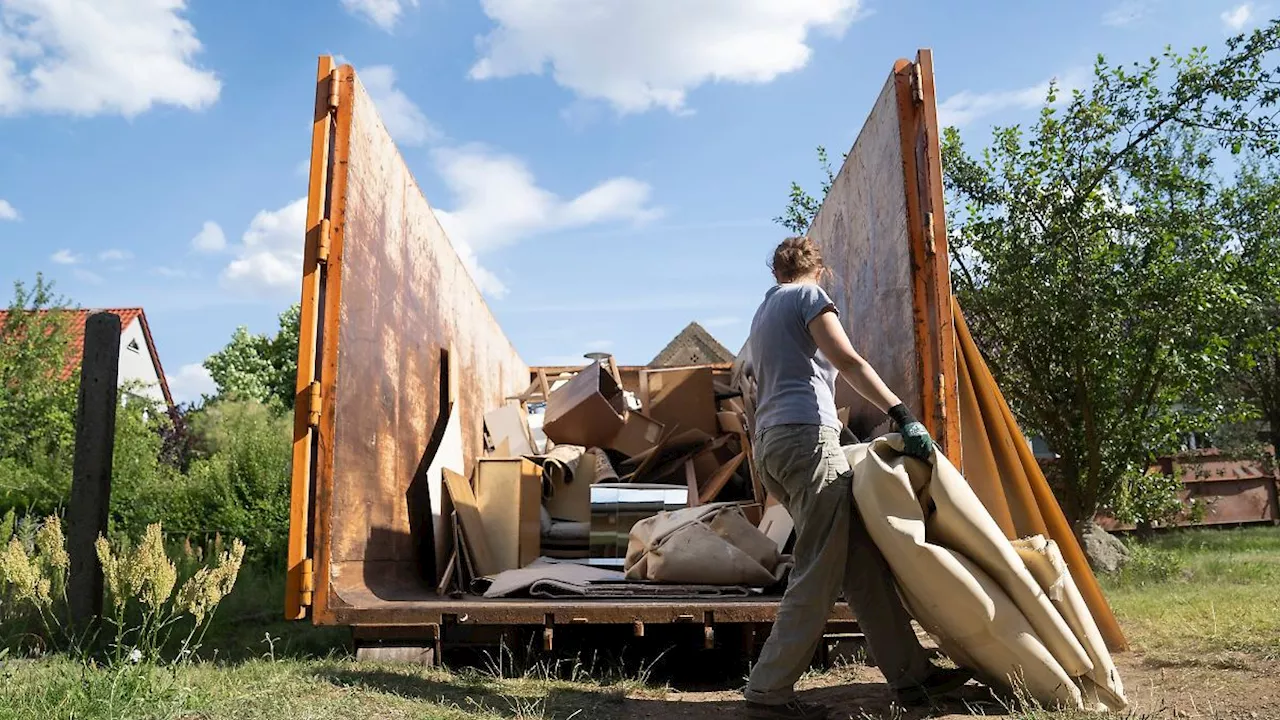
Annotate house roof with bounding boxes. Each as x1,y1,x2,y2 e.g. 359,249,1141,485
0,308,173,407
649,322,736,368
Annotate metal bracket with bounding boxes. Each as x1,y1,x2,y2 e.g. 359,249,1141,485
327,69,340,113
316,218,332,263
911,64,924,104
923,212,936,256
300,558,315,607
307,381,322,428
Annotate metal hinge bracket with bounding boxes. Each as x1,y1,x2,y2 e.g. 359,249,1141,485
307,381,322,427
923,212,937,255
300,558,315,607
316,218,332,263
327,69,340,113
911,64,924,104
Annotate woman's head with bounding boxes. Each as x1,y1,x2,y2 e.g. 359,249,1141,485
769,235,825,283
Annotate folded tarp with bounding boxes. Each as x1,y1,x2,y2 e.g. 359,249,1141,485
848,437,1127,711
476,558,753,598
624,503,789,587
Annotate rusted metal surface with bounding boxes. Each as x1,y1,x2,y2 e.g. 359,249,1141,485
1096,454,1280,530
286,57,336,620
299,60,530,625
807,52,959,461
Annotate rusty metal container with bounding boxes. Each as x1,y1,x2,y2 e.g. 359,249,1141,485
283,52,962,650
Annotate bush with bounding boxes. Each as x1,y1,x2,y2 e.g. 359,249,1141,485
186,400,292,562
1115,542,1186,584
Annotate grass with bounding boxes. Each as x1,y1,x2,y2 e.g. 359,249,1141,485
2,526,1278,719
1101,526,1280,665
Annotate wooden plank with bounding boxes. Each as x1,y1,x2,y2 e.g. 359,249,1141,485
484,404,535,457
67,312,121,628
443,468,498,577
698,452,746,505
474,459,542,572
309,60,529,617
806,52,960,462
286,55,335,621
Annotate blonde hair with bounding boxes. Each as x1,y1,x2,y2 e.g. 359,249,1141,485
769,236,824,283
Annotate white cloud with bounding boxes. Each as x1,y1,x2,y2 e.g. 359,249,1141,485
73,268,103,284
220,198,307,294
99,249,132,262
360,65,435,146
432,145,660,297
190,220,227,253
937,69,1086,128
1102,0,1151,26
341,0,418,31
168,362,216,403
0,199,18,220
0,0,220,117
51,249,79,264
1222,3,1254,31
433,145,660,253
469,0,863,113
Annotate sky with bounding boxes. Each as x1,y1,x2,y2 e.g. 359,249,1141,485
0,0,1267,403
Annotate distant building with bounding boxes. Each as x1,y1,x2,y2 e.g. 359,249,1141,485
0,307,173,408
649,322,735,368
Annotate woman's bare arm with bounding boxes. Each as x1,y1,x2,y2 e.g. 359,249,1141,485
808,309,901,412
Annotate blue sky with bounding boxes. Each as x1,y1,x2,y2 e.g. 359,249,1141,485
0,0,1265,402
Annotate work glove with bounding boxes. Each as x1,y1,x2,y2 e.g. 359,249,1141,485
888,403,934,461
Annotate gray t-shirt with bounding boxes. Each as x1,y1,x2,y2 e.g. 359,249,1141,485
748,283,841,434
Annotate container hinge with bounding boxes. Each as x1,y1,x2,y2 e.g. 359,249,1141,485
316,218,332,264
938,374,947,420
911,64,924,104
299,558,315,607
327,69,340,113
923,212,937,255
307,381,322,427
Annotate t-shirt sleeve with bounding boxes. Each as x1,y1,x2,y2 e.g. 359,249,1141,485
796,284,838,327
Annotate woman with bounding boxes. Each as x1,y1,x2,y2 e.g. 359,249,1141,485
742,236,971,719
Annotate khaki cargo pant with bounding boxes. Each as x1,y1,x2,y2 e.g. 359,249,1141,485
744,424,931,705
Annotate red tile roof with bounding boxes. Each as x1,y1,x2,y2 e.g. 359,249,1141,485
0,308,173,407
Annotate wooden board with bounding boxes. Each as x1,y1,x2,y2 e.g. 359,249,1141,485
301,61,529,620
443,469,498,578
474,458,542,572
807,51,959,462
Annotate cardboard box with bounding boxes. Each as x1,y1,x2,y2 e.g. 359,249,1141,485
641,367,718,438
474,458,543,572
543,362,627,448
607,411,664,458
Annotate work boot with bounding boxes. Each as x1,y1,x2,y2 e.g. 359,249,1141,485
744,698,831,719
894,666,974,707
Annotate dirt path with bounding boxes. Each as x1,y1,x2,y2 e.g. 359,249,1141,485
611,654,1280,719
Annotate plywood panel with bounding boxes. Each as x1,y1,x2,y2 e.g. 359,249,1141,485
807,52,959,461
808,72,918,439
311,62,528,612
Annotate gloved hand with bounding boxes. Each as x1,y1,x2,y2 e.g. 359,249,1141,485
888,403,934,461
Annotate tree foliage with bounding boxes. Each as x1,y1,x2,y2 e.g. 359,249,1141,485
775,146,837,234
0,274,77,465
943,27,1280,526
202,304,300,410
1220,157,1280,459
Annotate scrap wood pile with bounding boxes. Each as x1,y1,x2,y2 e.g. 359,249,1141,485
436,357,795,599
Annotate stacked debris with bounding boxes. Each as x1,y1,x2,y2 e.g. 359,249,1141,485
435,357,791,598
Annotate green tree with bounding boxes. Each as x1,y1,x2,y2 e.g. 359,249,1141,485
1221,158,1280,459
774,146,837,235
941,29,1280,527
203,304,300,409
0,275,78,465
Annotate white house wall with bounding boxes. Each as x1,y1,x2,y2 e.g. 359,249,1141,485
118,320,166,405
